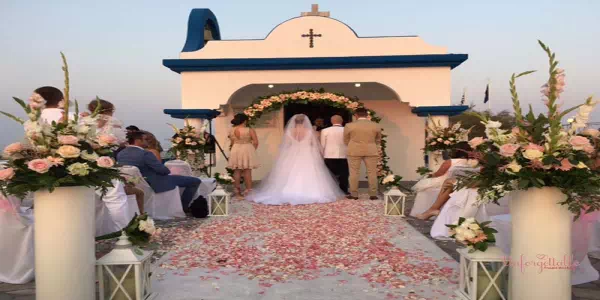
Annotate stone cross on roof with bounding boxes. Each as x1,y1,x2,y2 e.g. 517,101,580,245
301,4,330,17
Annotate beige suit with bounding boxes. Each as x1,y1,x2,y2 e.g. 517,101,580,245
343,118,382,197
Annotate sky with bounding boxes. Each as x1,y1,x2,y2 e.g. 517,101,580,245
1,0,599,148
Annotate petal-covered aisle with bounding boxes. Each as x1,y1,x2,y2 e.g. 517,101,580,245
151,198,459,299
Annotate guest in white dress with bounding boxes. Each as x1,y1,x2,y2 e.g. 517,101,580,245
414,142,476,220
411,142,475,218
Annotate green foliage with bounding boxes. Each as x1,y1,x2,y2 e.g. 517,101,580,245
450,110,516,139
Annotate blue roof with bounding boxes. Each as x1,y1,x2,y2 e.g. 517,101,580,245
164,109,221,120
411,105,469,116
163,54,468,73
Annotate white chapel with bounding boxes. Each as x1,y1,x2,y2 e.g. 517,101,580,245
163,5,469,180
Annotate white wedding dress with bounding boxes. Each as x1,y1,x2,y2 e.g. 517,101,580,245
249,114,344,205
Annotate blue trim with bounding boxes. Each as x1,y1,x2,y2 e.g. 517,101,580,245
164,109,221,120
163,54,468,73
181,9,221,53
411,105,469,117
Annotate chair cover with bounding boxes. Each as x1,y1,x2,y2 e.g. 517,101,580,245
120,166,185,220
430,188,510,239
95,180,139,236
0,195,34,284
491,214,600,285
590,219,600,256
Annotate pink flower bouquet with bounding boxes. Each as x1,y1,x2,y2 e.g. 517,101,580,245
0,53,122,198
457,41,600,217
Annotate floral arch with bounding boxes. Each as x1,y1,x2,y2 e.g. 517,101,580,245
241,89,392,179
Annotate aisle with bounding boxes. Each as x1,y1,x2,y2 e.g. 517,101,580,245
151,198,459,299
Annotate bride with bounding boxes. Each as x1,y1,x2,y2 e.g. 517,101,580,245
248,114,344,205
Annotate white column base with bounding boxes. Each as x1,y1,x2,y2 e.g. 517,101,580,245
34,186,96,300
509,187,572,300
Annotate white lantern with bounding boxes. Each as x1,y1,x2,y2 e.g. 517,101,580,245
456,246,508,300
208,184,230,216
97,232,157,300
384,187,406,216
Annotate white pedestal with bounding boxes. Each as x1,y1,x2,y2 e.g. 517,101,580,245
34,186,96,300
509,187,572,300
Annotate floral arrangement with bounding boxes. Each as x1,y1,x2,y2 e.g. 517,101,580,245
241,89,392,179
168,120,207,174
423,117,471,153
446,217,497,252
96,213,159,246
381,174,403,189
214,172,234,186
457,41,600,217
0,53,122,199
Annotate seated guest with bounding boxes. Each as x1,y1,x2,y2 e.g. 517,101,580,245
117,131,201,209
34,86,74,123
126,125,140,135
83,99,127,144
411,142,475,218
413,142,476,220
141,131,163,161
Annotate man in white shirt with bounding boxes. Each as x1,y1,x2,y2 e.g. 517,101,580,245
320,115,349,195
35,86,74,124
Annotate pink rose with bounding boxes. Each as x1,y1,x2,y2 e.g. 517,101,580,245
569,136,591,151
3,142,24,155
58,135,79,145
443,140,451,145
499,144,520,157
583,145,595,154
96,156,114,168
557,158,573,171
468,137,485,148
523,143,545,152
97,134,118,146
27,159,51,174
0,168,15,181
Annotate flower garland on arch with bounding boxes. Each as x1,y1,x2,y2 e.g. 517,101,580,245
241,89,391,179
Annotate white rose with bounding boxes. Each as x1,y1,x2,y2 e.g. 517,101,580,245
523,149,543,160
80,151,99,161
485,121,502,129
468,223,481,231
67,162,90,176
506,160,522,173
576,162,589,169
437,138,443,142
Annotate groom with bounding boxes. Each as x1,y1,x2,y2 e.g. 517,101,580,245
344,108,382,200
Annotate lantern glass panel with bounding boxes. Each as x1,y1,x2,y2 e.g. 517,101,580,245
102,264,138,300
463,259,509,300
